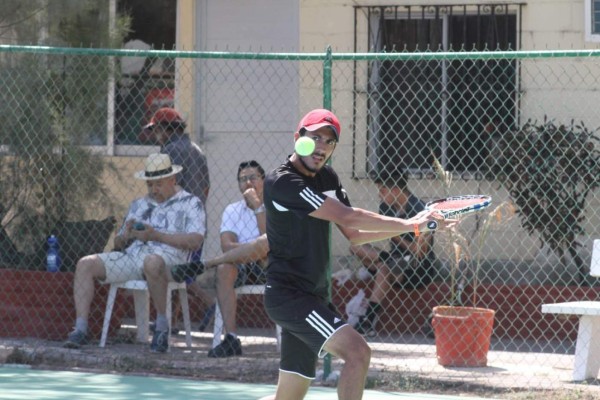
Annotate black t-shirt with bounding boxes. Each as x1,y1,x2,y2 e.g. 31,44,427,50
263,159,351,299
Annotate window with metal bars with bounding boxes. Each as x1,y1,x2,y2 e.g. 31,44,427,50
353,3,524,175
585,0,600,41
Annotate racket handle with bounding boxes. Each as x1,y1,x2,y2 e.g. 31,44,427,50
414,220,438,237
426,220,438,232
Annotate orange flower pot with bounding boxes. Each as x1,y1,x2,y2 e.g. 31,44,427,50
432,306,495,367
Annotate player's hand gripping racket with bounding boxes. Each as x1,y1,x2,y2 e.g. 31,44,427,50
423,195,492,231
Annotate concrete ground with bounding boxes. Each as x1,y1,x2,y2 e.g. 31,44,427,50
0,365,502,400
1,327,600,398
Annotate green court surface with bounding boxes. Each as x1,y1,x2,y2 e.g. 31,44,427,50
0,365,495,399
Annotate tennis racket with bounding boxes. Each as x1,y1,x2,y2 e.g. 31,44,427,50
426,195,492,220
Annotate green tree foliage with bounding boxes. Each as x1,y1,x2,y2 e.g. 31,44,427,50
0,1,131,267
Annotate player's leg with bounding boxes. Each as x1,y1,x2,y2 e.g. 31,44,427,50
265,287,366,399
256,372,311,400
323,325,371,400
65,254,108,348
144,253,173,352
190,267,217,331
357,261,391,336
144,254,170,316
215,263,239,335
67,251,142,348
271,329,316,400
271,371,311,400
209,263,244,357
73,254,108,321
350,244,391,335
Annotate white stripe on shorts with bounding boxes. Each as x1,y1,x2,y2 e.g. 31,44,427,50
305,310,335,338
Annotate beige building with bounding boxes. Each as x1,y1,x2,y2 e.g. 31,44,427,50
2,1,598,280
162,1,600,277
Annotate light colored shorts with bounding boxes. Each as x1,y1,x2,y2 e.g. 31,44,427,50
98,246,187,284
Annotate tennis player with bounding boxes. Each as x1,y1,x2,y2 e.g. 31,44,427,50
262,109,455,400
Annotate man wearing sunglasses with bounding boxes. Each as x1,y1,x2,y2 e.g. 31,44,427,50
208,160,268,358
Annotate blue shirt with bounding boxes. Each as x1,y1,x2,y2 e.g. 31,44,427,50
161,134,210,206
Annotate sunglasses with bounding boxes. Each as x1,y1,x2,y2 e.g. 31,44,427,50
237,174,262,183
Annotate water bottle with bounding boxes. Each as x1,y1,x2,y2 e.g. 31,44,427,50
46,235,61,272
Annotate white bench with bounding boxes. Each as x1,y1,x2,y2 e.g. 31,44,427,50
541,239,600,380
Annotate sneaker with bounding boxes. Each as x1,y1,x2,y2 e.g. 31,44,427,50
149,322,180,336
198,304,216,332
171,260,205,283
354,317,377,338
64,329,88,349
207,333,242,358
150,329,169,353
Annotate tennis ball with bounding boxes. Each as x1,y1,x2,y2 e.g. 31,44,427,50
295,136,315,156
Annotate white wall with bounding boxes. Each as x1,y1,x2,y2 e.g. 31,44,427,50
194,0,300,258
184,0,600,270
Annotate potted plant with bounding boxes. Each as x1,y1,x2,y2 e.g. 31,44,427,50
493,118,599,285
429,155,515,367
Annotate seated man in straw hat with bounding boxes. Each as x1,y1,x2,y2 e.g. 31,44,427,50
64,153,205,353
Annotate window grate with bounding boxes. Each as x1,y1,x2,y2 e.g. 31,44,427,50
352,3,525,175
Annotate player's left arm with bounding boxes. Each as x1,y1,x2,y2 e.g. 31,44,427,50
336,224,410,245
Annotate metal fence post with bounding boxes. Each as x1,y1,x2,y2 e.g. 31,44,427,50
322,45,333,382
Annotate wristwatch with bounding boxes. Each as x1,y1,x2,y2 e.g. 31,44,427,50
254,204,265,215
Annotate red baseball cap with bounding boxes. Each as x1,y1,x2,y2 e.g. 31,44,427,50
143,107,186,130
296,109,341,140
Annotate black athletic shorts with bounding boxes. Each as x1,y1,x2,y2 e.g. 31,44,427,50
264,281,347,379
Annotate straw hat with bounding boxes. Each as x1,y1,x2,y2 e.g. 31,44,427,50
134,153,183,180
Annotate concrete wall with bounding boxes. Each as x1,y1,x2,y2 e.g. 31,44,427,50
139,0,600,274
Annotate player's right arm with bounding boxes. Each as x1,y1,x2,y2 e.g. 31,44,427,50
310,197,446,244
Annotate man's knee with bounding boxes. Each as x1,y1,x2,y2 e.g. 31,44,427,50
142,254,166,277
347,339,371,367
216,263,238,286
75,255,105,279
326,327,371,366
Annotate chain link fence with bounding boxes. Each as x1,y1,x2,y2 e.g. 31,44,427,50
0,45,599,393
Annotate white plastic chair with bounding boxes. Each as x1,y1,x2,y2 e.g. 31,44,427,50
100,280,192,348
212,284,281,350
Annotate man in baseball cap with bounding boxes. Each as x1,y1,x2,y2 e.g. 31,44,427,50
143,107,186,131
140,107,210,205
296,108,341,140
261,108,454,399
